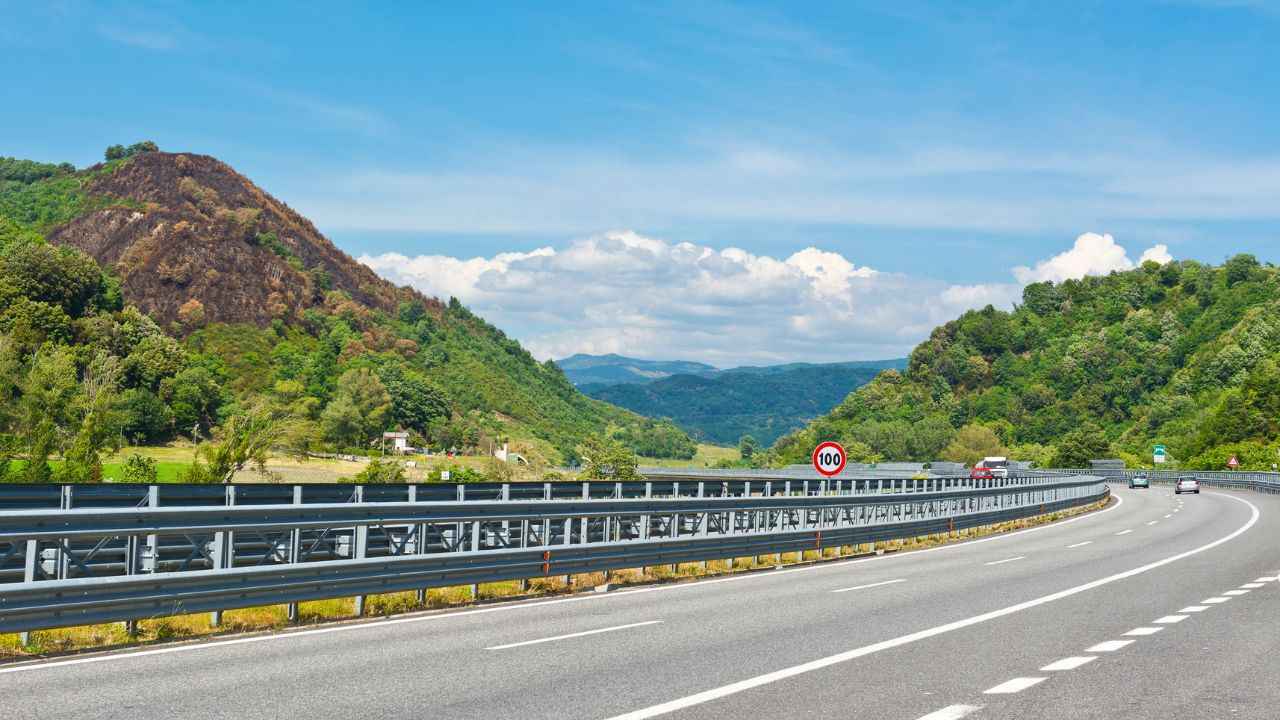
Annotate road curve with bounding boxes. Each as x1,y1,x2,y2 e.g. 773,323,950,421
1,485,1277,720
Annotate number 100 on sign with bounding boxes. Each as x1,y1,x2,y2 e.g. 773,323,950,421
812,441,847,477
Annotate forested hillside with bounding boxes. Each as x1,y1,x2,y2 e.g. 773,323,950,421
557,354,716,386
773,256,1280,470
586,363,896,445
0,147,695,481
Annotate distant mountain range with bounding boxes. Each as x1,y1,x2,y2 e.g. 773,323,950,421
556,353,719,386
558,354,907,446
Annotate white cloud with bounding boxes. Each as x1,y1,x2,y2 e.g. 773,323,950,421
1013,232,1173,284
361,230,1024,365
1139,244,1174,265
359,231,1181,366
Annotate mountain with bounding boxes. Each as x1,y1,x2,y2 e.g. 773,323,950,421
584,361,902,445
557,353,717,386
771,256,1280,470
0,148,696,466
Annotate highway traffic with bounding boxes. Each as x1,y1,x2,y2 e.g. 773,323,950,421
1,484,1274,719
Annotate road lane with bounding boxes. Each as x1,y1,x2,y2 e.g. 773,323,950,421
1,485,1270,720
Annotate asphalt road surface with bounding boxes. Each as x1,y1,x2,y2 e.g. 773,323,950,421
2,484,1276,720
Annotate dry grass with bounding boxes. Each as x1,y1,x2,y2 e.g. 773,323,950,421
0,497,1109,660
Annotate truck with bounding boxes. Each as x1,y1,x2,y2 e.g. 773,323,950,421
976,456,1010,479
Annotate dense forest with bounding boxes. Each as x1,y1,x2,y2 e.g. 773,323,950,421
585,363,897,445
772,255,1280,470
0,147,695,482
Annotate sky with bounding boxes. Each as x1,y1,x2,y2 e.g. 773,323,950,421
3,1,1279,365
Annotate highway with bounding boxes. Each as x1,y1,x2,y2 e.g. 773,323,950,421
1,485,1276,719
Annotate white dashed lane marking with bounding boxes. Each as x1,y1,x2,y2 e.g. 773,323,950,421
1153,615,1188,624
1115,530,1133,536
1146,521,1158,526
1066,541,1092,549
984,677,1048,695
1203,597,1231,604
831,579,907,594
1240,583,1264,589
1223,589,1250,596
984,556,1026,566
915,705,984,720
484,620,663,650
1040,656,1097,672
1087,640,1135,652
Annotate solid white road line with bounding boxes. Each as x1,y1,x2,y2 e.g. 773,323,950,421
1153,615,1188,624
1256,577,1279,582
831,578,907,594
1179,606,1210,613
1223,589,1250,596
984,556,1026,566
1067,541,1092,549
603,495,1259,720
0,494,1131,677
1115,530,1134,536
1087,640,1135,653
1240,583,1264,589
1202,597,1231,604
1040,656,1097,671
984,677,1048,694
1124,627,1164,637
916,705,984,720
485,620,663,650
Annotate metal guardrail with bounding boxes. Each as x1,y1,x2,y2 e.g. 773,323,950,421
1050,468,1280,494
0,474,1107,635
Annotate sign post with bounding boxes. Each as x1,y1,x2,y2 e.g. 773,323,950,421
812,441,847,478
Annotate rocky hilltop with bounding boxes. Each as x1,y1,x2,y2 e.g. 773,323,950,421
48,152,426,328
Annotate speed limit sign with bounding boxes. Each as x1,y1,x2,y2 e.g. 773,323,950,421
812,441,847,477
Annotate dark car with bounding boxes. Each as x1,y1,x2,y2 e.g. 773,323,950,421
1128,475,1150,489
1174,477,1201,495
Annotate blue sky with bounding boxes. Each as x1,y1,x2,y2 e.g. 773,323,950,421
4,1,1279,364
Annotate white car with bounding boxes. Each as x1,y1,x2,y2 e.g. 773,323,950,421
1174,478,1201,495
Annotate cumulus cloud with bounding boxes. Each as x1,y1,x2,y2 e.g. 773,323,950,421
1013,232,1173,284
360,231,1172,365
361,231,1021,365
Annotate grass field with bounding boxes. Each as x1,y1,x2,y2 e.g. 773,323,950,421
8,442,739,485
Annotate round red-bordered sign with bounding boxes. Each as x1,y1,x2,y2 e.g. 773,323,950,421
812,441,847,478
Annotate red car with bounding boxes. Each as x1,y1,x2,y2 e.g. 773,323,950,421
970,465,995,480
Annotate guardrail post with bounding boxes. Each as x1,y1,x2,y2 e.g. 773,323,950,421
353,485,371,615
409,485,431,603
19,538,37,646
121,486,159,637
210,485,236,627
288,485,304,622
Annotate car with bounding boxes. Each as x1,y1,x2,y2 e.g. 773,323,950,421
1174,477,1201,495
1128,475,1150,489
970,465,995,480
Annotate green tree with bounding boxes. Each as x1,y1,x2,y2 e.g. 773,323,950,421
378,365,450,433
738,434,759,460
347,457,405,484
577,434,642,481
120,453,158,483
1051,423,1111,468
941,424,1008,467
180,402,293,484
17,347,79,482
320,367,391,448
57,352,123,483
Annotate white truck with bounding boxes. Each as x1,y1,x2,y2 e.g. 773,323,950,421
977,456,1010,479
